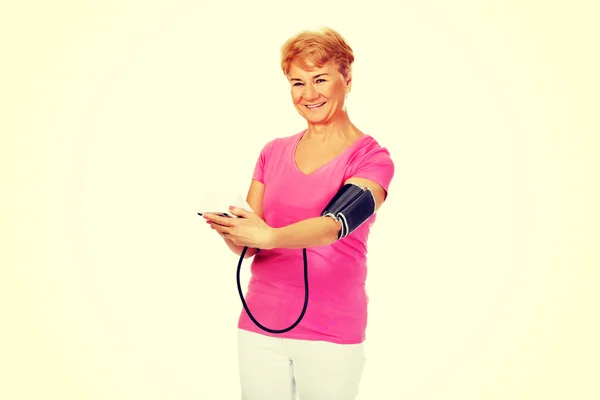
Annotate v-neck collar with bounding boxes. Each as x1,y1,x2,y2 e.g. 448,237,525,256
291,129,370,177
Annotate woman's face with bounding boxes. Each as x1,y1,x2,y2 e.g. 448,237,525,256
287,60,351,125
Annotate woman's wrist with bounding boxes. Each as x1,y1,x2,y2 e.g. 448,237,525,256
223,236,259,258
269,217,340,249
261,227,278,250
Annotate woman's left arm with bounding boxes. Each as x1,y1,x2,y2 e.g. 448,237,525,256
206,177,387,250
269,177,387,249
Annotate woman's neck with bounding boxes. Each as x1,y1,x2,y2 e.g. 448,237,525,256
304,112,361,142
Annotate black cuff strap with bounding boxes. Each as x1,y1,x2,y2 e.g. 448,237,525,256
320,183,376,239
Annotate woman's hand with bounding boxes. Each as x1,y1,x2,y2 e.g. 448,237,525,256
203,206,275,250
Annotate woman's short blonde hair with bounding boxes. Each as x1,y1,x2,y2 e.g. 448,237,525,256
280,27,354,81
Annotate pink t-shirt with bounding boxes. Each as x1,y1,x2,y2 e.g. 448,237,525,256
237,129,395,344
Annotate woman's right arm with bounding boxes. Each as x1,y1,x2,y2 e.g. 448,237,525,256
221,179,265,258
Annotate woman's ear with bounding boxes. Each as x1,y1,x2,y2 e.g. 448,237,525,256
345,75,353,94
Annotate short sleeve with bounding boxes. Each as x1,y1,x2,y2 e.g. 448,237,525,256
350,146,395,194
252,139,275,184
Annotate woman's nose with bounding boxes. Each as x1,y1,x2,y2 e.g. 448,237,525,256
303,84,319,101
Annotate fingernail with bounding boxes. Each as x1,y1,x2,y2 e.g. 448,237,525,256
229,206,234,210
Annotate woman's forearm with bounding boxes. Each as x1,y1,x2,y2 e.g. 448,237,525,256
223,237,259,258
269,216,341,249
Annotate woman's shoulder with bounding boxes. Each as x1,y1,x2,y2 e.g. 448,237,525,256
254,130,304,164
345,132,396,191
261,129,304,149
350,132,393,161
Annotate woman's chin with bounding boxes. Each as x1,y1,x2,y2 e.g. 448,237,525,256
303,116,329,125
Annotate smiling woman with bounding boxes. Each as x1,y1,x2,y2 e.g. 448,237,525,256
283,30,354,127
203,27,395,400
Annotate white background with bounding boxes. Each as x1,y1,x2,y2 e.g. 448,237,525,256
2,1,598,399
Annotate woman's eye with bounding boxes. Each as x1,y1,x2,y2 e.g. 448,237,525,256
293,82,304,87
316,79,326,83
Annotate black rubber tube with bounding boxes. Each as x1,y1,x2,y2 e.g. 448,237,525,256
236,246,309,333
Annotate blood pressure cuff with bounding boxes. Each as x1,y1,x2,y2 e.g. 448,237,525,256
321,183,376,239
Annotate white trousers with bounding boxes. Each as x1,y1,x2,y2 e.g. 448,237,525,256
237,329,366,400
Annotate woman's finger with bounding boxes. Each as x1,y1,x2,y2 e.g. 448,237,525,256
210,221,231,236
204,213,235,227
228,206,252,219
206,216,230,229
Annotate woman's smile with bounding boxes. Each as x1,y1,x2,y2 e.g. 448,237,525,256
306,102,327,109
